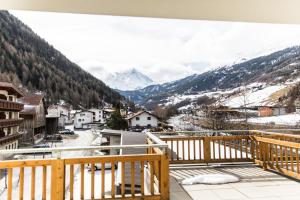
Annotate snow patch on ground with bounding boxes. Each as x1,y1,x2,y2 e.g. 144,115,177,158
248,113,300,126
182,174,240,185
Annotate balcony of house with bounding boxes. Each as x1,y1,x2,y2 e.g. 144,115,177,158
0,133,22,146
0,118,23,128
0,99,24,112
0,130,300,200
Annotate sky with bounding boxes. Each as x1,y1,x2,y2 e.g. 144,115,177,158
10,10,300,84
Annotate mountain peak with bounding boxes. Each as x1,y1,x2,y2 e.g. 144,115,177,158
104,68,155,91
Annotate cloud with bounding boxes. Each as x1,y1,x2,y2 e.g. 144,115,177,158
10,10,300,83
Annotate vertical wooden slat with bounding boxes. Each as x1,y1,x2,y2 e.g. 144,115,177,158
170,141,174,161
51,159,65,200
182,140,185,160
111,162,115,198
187,139,190,160
224,140,227,159
176,140,179,161
121,162,125,197
199,139,202,160
229,140,232,159
240,140,243,159
218,140,221,159
7,168,12,200
212,140,215,160
80,164,84,200
245,140,249,159
42,166,47,200
150,161,154,195
285,147,288,170
91,163,95,200
140,161,145,196
70,164,74,200
296,148,299,174
275,145,279,168
290,147,294,172
19,167,24,200
31,167,36,200
131,161,135,196
280,146,283,168
203,137,211,163
235,140,238,159
101,163,105,199
160,154,170,200
193,139,196,160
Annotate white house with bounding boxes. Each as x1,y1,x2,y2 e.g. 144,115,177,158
74,110,94,129
127,110,159,128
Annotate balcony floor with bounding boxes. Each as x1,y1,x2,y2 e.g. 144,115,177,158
169,163,300,200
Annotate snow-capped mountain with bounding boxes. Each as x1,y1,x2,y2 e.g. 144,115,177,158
105,68,155,91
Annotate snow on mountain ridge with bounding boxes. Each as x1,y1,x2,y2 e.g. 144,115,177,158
105,68,155,91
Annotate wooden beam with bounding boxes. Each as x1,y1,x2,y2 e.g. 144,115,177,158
1,0,300,24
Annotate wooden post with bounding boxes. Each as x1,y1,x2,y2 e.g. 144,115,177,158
160,154,169,200
204,137,211,164
51,159,65,200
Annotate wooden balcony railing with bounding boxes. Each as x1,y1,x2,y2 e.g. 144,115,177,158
0,133,22,146
0,118,23,128
157,130,300,182
0,133,169,200
0,99,24,111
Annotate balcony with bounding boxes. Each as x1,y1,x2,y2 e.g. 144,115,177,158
0,118,23,128
0,99,24,111
0,130,299,200
0,133,22,146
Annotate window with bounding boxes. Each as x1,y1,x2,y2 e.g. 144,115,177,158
78,119,81,122
147,117,151,120
147,124,151,127
80,113,85,117
136,117,140,121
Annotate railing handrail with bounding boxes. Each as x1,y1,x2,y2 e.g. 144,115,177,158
0,143,168,155
152,129,300,134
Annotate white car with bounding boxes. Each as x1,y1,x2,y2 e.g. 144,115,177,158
87,162,116,170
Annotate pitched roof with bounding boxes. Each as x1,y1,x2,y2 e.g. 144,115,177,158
127,110,158,120
0,82,23,97
19,94,44,106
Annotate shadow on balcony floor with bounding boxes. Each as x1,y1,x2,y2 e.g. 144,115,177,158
170,163,300,200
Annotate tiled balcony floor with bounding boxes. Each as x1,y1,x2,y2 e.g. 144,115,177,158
170,164,300,200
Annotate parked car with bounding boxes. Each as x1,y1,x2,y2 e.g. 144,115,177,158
87,162,117,171
45,134,63,141
59,129,75,135
33,144,50,148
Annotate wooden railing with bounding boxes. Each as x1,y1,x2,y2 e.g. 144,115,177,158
159,130,300,182
0,118,23,128
161,135,253,164
0,133,22,145
0,99,24,111
0,133,169,200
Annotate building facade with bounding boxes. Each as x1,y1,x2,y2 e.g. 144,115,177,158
19,94,46,145
74,110,93,129
127,110,159,128
0,82,24,150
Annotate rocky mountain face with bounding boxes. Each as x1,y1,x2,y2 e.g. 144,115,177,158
120,46,300,109
0,11,122,108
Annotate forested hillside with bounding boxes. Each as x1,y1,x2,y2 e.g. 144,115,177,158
0,11,122,108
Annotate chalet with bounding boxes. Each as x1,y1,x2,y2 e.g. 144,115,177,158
127,110,159,129
19,94,46,145
0,82,24,150
47,105,72,129
74,110,94,129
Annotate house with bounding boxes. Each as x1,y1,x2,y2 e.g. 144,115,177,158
47,105,70,129
46,110,60,135
258,106,287,117
19,94,46,145
74,110,94,129
127,110,159,129
0,82,24,150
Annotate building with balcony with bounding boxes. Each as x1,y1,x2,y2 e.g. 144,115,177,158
0,82,24,150
18,94,46,145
